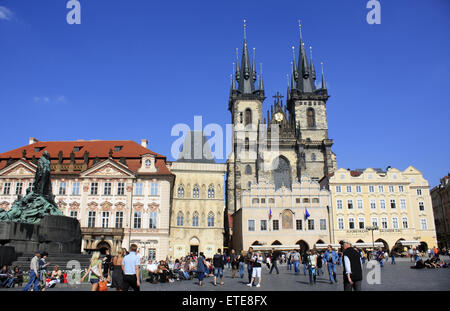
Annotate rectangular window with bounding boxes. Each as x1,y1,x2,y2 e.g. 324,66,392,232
320,219,327,230
357,199,363,209
420,218,427,230
150,183,158,196
260,220,267,231
400,199,406,209
295,198,301,204
134,212,142,229
335,185,341,193
371,217,378,227
338,218,344,230
58,182,66,195
347,200,353,209
378,185,384,193
348,218,355,230
402,217,409,229
417,189,422,196
380,199,386,209
90,182,98,195
337,200,343,210
102,211,109,228
248,220,255,232
389,185,395,192
115,212,123,228
88,211,96,228
356,185,362,193
369,185,375,193
149,211,157,229
398,185,404,192
419,202,424,211
370,200,376,209
72,182,80,195
358,217,365,229
392,217,399,229
3,182,11,195
15,182,23,195
273,220,279,231
135,182,143,196
104,182,112,196
308,219,315,230
296,219,303,230
117,182,125,196
381,217,388,229
346,186,352,193
390,199,396,209
148,249,156,261
70,211,78,218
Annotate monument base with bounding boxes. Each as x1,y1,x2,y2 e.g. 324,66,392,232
0,215,82,254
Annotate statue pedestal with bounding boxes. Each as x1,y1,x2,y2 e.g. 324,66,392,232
0,215,81,254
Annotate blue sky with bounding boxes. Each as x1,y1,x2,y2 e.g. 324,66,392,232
0,0,449,187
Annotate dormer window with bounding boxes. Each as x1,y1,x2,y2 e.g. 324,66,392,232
34,147,45,152
114,146,123,152
145,159,151,167
74,146,82,152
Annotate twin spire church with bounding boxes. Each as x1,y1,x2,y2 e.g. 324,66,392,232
226,21,337,215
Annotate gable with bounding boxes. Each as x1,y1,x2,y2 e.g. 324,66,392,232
81,160,135,178
0,161,36,178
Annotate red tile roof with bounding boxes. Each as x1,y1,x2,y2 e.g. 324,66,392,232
0,140,173,176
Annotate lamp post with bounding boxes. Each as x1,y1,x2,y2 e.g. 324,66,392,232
366,226,379,254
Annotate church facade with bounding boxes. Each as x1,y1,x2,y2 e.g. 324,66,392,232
226,23,337,249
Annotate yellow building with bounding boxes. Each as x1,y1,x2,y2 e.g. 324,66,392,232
167,132,226,259
320,167,437,253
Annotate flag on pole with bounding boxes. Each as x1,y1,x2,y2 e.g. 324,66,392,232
269,208,272,220
305,208,310,220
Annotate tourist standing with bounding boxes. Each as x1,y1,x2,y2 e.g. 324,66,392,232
22,251,41,291
342,241,363,291
316,252,323,276
81,252,104,291
246,247,254,285
323,245,338,284
292,250,300,275
307,250,318,285
301,251,308,276
196,252,207,286
377,249,384,267
390,251,396,265
213,248,225,286
230,249,238,278
111,248,126,291
238,251,245,278
121,244,140,291
287,252,292,270
102,249,112,285
247,251,263,288
269,251,279,274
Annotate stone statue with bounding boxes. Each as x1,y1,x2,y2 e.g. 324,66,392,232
0,151,63,224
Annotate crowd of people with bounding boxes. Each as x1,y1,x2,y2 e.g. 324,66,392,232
9,244,449,291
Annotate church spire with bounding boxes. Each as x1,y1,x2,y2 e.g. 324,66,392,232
286,74,291,101
321,61,327,90
309,46,316,81
236,19,256,95
259,63,264,92
295,20,314,93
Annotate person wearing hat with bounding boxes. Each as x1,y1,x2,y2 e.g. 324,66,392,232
342,241,363,291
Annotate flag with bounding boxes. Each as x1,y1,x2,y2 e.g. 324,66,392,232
305,208,310,220
269,208,272,220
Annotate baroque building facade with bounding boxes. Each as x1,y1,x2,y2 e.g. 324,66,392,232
167,131,226,259
0,138,174,260
431,174,450,249
225,22,336,248
320,167,437,253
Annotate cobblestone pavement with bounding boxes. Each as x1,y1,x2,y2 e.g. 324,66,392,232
2,257,450,291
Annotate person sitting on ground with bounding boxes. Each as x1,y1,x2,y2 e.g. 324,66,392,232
5,266,23,288
145,260,159,283
157,260,169,283
0,265,12,288
410,259,425,269
44,265,62,289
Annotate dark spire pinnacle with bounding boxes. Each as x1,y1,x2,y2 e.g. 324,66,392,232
295,20,314,93
291,46,298,82
286,74,291,101
290,62,296,89
235,48,240,81
309,46,316,80
231,63,236,91
321,62,327,90
259,63,264,91
236,19,256,95
252,48,257,81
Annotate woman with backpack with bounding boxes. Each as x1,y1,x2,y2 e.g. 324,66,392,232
81,252,104,291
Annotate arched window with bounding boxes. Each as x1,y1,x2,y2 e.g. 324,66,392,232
245,165,252,175
193,185,199,198
245,108,252,125
207,212,215,227
273,156,292,191
307,108,315,128
177,185,184,198
176,212,184,226
208,185,215,198
311,153,316,161
192,212,199,227
245,138,249,151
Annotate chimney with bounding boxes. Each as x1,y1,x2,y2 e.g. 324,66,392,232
29,137,39,145
141,139,148,148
